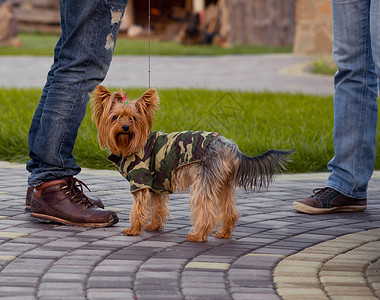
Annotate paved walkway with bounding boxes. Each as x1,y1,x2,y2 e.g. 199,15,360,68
1,54,380,299
1,161,380,300
0,54,334,94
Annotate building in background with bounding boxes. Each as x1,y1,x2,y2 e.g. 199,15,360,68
0,0,21,47
293,0,332,54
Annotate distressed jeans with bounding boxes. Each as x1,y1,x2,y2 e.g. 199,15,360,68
27,0,128,186
326,0,379,199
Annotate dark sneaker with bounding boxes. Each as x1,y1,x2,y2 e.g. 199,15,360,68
293,187,367,214
25,182,105,213
25,186,34,213
31,177,118,227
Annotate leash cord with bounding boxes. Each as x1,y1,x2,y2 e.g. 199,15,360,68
148,0,151,88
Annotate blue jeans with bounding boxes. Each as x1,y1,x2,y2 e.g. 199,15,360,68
27,0,128,186
326,0,379,199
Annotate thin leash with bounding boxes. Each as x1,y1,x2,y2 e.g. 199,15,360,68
121,1,150,101
148,0,151,89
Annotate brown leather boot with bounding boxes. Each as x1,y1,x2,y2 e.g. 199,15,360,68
31,177,118,227
26,184,105,213
25,186,34,213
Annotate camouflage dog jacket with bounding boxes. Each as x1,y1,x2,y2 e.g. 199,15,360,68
108,131,219,194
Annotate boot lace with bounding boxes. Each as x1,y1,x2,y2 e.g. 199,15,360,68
61,177,95,209
311,187,332,200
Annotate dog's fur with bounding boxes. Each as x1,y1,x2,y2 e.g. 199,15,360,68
91,85,291,242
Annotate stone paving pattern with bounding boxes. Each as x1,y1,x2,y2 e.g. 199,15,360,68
0,162,379,299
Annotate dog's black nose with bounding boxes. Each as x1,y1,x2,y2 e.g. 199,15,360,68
122,125,129,132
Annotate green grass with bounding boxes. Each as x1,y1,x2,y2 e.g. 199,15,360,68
0,33,292,56
4,87,380,174
310,56,338,76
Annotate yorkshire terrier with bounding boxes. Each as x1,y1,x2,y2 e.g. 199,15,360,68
91,85,291,242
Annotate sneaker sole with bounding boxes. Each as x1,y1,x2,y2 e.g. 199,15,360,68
293,202,366,214
31,212,119,228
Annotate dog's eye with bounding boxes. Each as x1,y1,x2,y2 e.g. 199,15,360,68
130,117,136,121
112,115,118,121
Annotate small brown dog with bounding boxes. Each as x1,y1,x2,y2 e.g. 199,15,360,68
91,85,291,242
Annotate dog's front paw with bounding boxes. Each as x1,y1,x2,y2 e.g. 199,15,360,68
123,227,141,236
214,231,232,239
144,223,163,232
187,233,207,242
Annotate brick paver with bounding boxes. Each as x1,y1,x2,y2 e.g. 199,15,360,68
0,161,379,299
275,229,380,300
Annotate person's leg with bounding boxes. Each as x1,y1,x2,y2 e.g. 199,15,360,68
293,0,378,214
25,39,62,212
27,38,62,175
28,0,128,187
28,0,127,226
370,0,380,76
326,0,378,199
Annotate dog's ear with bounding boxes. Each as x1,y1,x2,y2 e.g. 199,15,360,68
94,85,111,99
136,89,159,132
137,89,159,111
91,85,113,151
91,85,112,123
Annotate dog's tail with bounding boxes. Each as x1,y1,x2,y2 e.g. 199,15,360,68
234,149,292,191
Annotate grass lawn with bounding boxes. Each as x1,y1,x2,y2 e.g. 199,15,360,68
310,56,338,76
3,87,379,174
0,33,292,56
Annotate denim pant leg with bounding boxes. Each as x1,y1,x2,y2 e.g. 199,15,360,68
27,38,62,173
370,0,380,74
326,0,379,199
27,0,128,186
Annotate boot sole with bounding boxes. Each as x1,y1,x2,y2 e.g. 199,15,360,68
31,212,118,228
293,202,366,214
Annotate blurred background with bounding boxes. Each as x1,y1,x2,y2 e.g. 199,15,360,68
0,0,332,56
3,0,378,174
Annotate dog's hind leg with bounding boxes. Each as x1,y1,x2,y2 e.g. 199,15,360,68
214,182,239,239
187,191,216,242
187,173,218,242
123,189,150,236
145,193,170,231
